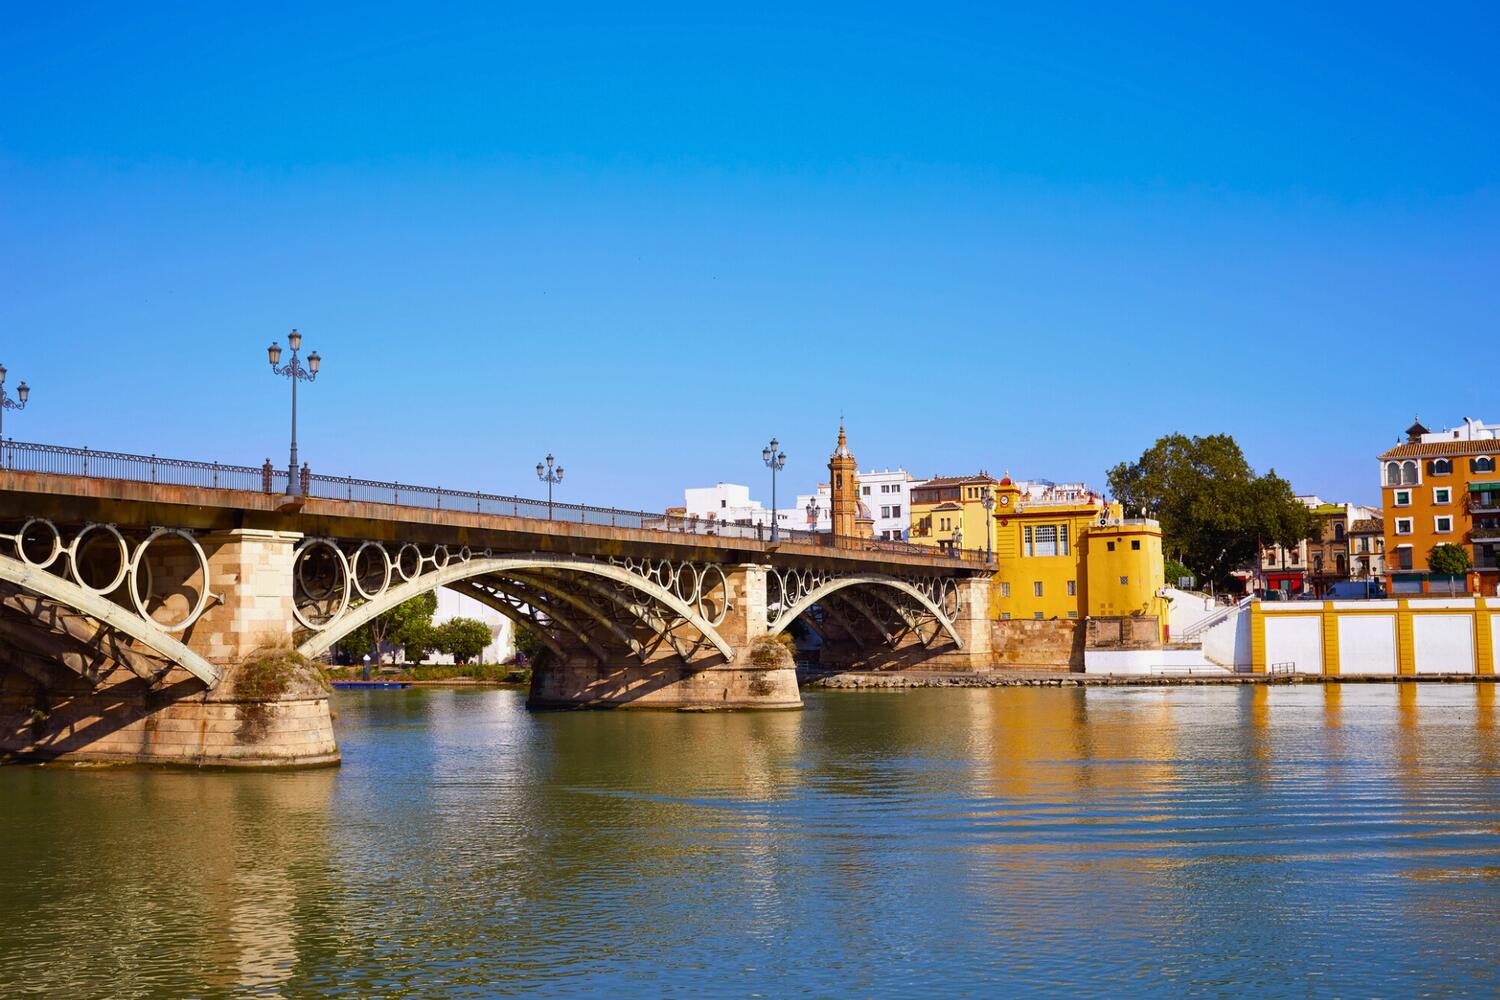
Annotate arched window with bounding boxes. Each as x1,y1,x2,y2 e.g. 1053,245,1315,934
1474,456,1496,474
1429,458,1452,475
1402,461,1419,485
1386,461,1402,486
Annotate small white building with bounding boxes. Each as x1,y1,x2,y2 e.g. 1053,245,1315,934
423,588,515,665
789,469,923,540
681,483,776,527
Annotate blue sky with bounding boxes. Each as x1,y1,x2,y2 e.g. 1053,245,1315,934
2,2,1497,509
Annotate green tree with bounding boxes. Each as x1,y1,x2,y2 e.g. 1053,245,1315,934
434,617,494,664
1108,433,1318,591
512,623,547,665
343,591,438,662
1164,559,1195,588
1429,542,1473,577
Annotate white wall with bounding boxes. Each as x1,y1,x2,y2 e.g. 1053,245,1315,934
1337,615,1397,675
1413,614,1475,674
1162,588,1217,636
1200,607,1252,669
423,588,514,665
1264,616,1323,675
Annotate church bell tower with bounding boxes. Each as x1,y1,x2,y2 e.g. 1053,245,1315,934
829,424,860,544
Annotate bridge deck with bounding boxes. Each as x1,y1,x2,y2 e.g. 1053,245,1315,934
0,469,989,575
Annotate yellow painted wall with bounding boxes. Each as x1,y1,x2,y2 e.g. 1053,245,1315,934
1083,522,1168,639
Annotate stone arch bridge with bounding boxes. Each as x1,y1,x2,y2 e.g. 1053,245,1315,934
0,442,993,766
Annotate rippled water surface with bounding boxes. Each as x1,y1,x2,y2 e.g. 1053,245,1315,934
6,685,1500,997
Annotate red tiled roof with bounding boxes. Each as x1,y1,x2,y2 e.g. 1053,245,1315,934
1378,438,1500,459
1350,518,1383,533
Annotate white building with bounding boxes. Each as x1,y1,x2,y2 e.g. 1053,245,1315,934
681,483,776,527
789,469,923,541
424,588,515,665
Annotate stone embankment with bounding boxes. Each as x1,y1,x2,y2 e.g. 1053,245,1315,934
803,671,1500,689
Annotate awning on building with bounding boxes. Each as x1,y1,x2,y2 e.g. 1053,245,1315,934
1468,481,1500,491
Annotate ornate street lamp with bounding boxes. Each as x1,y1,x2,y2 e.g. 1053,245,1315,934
0,363,30,439
980,485,996,562
806,496,820,531
536,453,564,520
266,329,322,496
762,438,786,542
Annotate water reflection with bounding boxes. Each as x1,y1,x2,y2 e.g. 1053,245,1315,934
4,686,1500,996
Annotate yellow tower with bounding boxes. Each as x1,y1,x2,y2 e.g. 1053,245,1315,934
829,425,861,544
1083,519,1168,640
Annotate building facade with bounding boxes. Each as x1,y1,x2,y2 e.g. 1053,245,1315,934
677,483,776,529
1349,516,1385,580
1378,417,1500,594
908,473,1000,554
792,469,923,540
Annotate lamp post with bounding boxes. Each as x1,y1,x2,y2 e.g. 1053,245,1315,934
806,497,820,531
980,485,995,562
266,330,321,496
762,438,786,542
0,364,30,440
536,454,564,520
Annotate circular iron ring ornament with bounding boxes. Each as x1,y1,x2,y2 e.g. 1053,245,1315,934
15,518,64,570
395,543,423,582
68,522,131,595
697,563,729,626
292,538,352,631
128,527,212,633
350,541,393,600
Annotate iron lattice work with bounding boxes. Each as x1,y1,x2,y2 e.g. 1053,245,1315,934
765,567,966,651
0,517,220,686
289,540,740,667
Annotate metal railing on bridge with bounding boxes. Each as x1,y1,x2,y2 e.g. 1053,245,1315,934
1,439,994,565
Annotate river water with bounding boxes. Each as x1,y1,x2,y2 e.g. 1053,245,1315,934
4,685,1500,997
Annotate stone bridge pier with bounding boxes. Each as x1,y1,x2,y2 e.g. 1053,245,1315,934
0,528,337,769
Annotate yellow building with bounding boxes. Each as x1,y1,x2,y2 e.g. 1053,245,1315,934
911,471,1168,637
908,473,1000,555
1082,519,1168,630
988,478,1166,637
988,477,1109,622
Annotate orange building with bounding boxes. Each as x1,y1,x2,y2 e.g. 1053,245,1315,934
1378,417,1500,594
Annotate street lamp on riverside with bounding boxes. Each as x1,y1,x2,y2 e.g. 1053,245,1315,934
536,454,564,519
0,364,30,439
806,497,820,532
762,438,786,542
980,485,996,562
266,330,321,497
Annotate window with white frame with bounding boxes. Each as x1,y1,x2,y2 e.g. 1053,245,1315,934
1395,517,1413,535
1435,515,1453,533
1034,524,1059,557
1433,487,1451,504
1000,582,1010,598
891,506,900,518
1023,525,1032,556
1033,581,1043,597
1059,524,1070,555
1394,490,1411,506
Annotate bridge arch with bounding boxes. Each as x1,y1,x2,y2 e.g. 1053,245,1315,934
767,574,964,649
0,552,221,686
295,554,735,662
